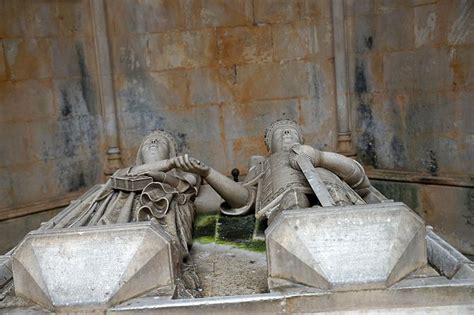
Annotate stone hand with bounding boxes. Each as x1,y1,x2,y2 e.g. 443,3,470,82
173,154,211,178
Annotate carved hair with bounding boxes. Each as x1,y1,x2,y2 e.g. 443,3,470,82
135,129,178,165
264,119,304,151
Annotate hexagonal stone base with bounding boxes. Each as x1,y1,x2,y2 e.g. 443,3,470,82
266,202,427,291
12,222,175,311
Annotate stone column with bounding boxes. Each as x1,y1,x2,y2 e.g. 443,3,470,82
90,0,122,173
332,0,354,156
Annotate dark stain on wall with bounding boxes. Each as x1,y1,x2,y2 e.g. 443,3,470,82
365,36,373,50
60,89,72,117
76,43,96,116
372,180,420,213
355,61,368,96
390,136,406,169
357,103,378,168
355,60,377,167
67,170,87,192
426,149,438,175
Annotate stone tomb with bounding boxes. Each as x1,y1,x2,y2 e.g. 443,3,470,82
12,221,175,311
266,202,427,291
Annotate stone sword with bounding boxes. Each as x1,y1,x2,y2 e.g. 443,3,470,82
293,149,336,207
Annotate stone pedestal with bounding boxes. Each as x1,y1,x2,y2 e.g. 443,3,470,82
12,222,175,311
266,202,427,291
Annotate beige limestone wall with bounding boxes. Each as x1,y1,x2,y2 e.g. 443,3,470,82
0,0,105,212
345,0,473,253
106,0,338,174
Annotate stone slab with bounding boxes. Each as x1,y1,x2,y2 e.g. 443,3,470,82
12,222,175,311
266,202,427,291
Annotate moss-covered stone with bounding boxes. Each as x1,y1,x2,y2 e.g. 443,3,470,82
193,214,218,239
217,214,255,242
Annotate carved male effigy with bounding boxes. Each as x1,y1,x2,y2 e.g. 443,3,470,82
19,130,202,299
175,119,378,222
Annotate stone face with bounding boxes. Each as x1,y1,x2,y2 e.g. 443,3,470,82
12,222,175,311
266,202,427,291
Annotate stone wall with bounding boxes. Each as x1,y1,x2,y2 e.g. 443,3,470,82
0,0,472,254
0,0,105,214
107,0,338,173
346,0,473,253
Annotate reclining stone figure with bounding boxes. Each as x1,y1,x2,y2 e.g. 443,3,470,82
174,119,382,224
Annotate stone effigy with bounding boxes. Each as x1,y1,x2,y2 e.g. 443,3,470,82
3,130,204,311
1,121,473,313
174,119,382,222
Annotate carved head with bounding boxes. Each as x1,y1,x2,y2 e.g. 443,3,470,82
264,119,304,153
135,130,178,165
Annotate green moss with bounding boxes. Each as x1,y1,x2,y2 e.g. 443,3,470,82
217,214,255,242
193,236,216,244
193,214,218,238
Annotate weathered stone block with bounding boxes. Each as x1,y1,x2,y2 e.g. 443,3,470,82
377,8,414,51
183,0,253,28
383,51,416,91
0,122,32,168
25,0,59,37
53,78,98,118
49,156,102,196
222,99,300,140
217,25,272,66
354,53,384,93
0,0,27,38
344,0,374,17
253,0,301,24
266,202,427,291
446,0,474,45
347,15,378,53
3,38,52,80
450,46,474,87
0,80,54,123
234,61,310,101
148,29,216,71
12,222,175,311
272,21,317,61
51,37,97,78
107,0,185,35
414,4,439,48
10,161,52,205
0,168,13,209
149,71,188,108
188,68,232,105
57,0,93,36
0,43,6,81
299,97,337,148
110,35,151,75
412,48,452,91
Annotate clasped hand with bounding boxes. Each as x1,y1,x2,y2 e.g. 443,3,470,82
171,154,211,178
